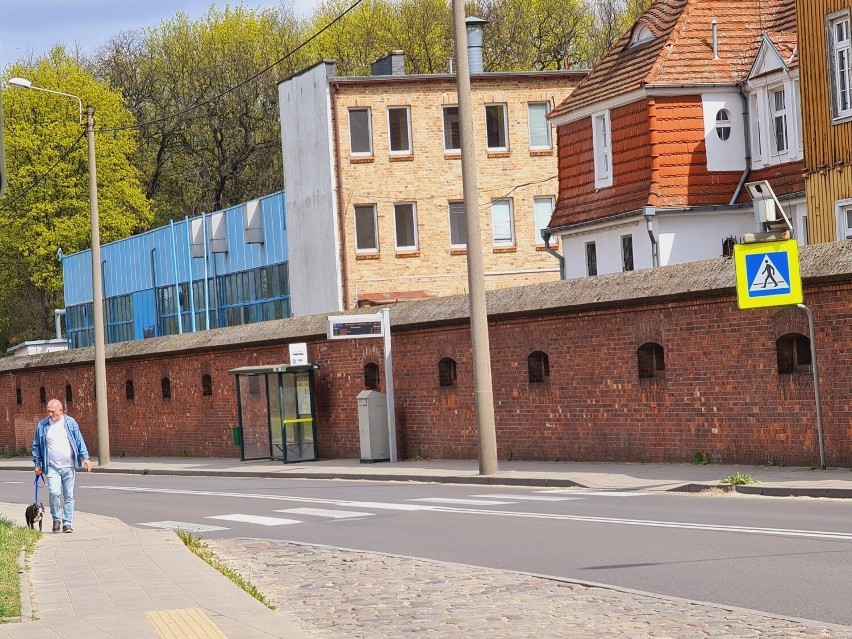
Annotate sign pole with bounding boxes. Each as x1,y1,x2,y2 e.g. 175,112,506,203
382,308,397,462
797,304,825,469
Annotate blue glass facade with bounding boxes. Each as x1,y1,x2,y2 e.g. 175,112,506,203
63,192,289,348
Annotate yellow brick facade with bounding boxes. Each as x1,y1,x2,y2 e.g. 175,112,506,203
330,73,583,309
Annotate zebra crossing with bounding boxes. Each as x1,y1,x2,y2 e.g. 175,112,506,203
138,489,643,533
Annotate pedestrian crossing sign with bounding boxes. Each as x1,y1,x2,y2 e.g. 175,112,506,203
733,239,802,309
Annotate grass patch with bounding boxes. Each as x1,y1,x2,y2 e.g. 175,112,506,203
176,530,274,609
720,472,758,486
0,515,40,620
692,452,710,465
0,447,29,459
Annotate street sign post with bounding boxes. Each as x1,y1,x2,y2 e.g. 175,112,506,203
733,239,802,309
327,310,397,461
733,238,824,469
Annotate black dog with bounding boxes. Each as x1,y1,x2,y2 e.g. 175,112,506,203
25,502,44,532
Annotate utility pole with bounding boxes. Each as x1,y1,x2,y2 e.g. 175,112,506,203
451,0,498,475
86,106,110,466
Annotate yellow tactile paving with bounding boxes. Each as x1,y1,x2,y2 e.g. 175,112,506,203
146,608,229,639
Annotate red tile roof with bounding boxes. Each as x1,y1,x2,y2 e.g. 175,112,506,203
550,0,797,119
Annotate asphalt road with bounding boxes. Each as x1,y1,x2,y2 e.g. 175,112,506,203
5,470,852,625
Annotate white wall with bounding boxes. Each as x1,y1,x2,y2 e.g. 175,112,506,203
702,92,746,172
278,63,343,317
561,209,761,279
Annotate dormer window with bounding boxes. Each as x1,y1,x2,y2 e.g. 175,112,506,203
629,24,654,47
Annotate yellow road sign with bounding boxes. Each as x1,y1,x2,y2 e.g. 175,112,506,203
733,239,802,309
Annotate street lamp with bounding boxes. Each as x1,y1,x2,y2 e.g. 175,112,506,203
8,78,110,466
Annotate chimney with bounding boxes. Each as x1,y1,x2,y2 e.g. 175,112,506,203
465,16,488,74
371,50,405,76
711,19,720,60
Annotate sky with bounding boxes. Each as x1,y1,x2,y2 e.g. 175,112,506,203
0,0,322,67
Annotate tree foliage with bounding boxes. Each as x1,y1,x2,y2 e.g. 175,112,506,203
96,6,311,225
0,49,151,344
0,0,646,345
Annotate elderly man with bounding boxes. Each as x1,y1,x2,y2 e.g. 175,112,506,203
32,399,92,532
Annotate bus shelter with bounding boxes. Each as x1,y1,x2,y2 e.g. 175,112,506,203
228,363,319,463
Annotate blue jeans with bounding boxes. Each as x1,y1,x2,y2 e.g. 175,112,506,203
46,466,76,526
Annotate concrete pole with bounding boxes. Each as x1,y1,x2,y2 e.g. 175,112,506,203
87,106,110,466
451,0,498,475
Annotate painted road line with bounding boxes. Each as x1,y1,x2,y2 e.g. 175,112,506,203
277,507,375,519
139,520,229,533
207,514,303,526
409,498,515,505
539,490,648,497
87,485,852,542
470,494,581,501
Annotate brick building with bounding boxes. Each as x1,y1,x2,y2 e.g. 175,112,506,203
278,39,586,316
2,241,851,467
547,0,806,279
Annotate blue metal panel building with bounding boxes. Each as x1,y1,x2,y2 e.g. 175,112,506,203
63,191,289,348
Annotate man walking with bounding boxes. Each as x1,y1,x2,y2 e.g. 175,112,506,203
32,399,92,532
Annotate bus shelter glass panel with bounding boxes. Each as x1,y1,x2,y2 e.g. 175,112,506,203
230,364,319,463
268,374,285,461
281,370,316,462
237,374,272,460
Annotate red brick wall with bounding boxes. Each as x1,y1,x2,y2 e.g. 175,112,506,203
3,282,851,466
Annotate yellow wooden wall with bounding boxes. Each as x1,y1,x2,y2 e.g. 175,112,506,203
796,0,852,243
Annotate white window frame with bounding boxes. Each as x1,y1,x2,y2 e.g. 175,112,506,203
621,235,634,272
533,196,555,246
749,93,763,162
348,107,373,156
527,102,551,150
490,199,515,246
585,241,598,276
442,105,460,152
836,198,852,240
387,106,412,155
770,87,789,155
448,201,467,248
354,204,378,253
592,110,613,188
828,9,852,121
715,109,732,141
485,103,509,152
393,202,418,251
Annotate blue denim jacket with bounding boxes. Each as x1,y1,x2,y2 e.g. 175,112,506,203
32,415,90,470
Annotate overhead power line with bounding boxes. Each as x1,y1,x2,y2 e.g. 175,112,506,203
100,0,366,133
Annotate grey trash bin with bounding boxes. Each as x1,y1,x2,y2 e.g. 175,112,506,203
357,390,390,463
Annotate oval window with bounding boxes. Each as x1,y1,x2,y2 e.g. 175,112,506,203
715,109,732,141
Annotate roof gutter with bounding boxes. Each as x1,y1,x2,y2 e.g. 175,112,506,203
730,83,752,205
541,230,565,280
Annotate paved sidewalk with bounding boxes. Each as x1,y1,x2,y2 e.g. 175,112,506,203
2,457,852,638
0,502,309,639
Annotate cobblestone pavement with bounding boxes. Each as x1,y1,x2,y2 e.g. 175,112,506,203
206,539,851,639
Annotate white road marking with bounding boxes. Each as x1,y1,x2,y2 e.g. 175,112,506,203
139,520,228,533
277,508,374,519
86,485,852,542
470,494,580,502
409,498,514,505
207,514,303,526
539,490,646,497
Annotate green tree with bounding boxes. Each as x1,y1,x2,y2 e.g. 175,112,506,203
0,49,151,345
97,6,310,223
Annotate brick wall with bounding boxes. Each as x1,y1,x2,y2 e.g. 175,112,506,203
3,279,850,466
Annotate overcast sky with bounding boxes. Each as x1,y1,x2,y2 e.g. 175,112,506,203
0,0,321,67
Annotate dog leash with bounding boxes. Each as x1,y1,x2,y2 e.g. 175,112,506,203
33,473,45,503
